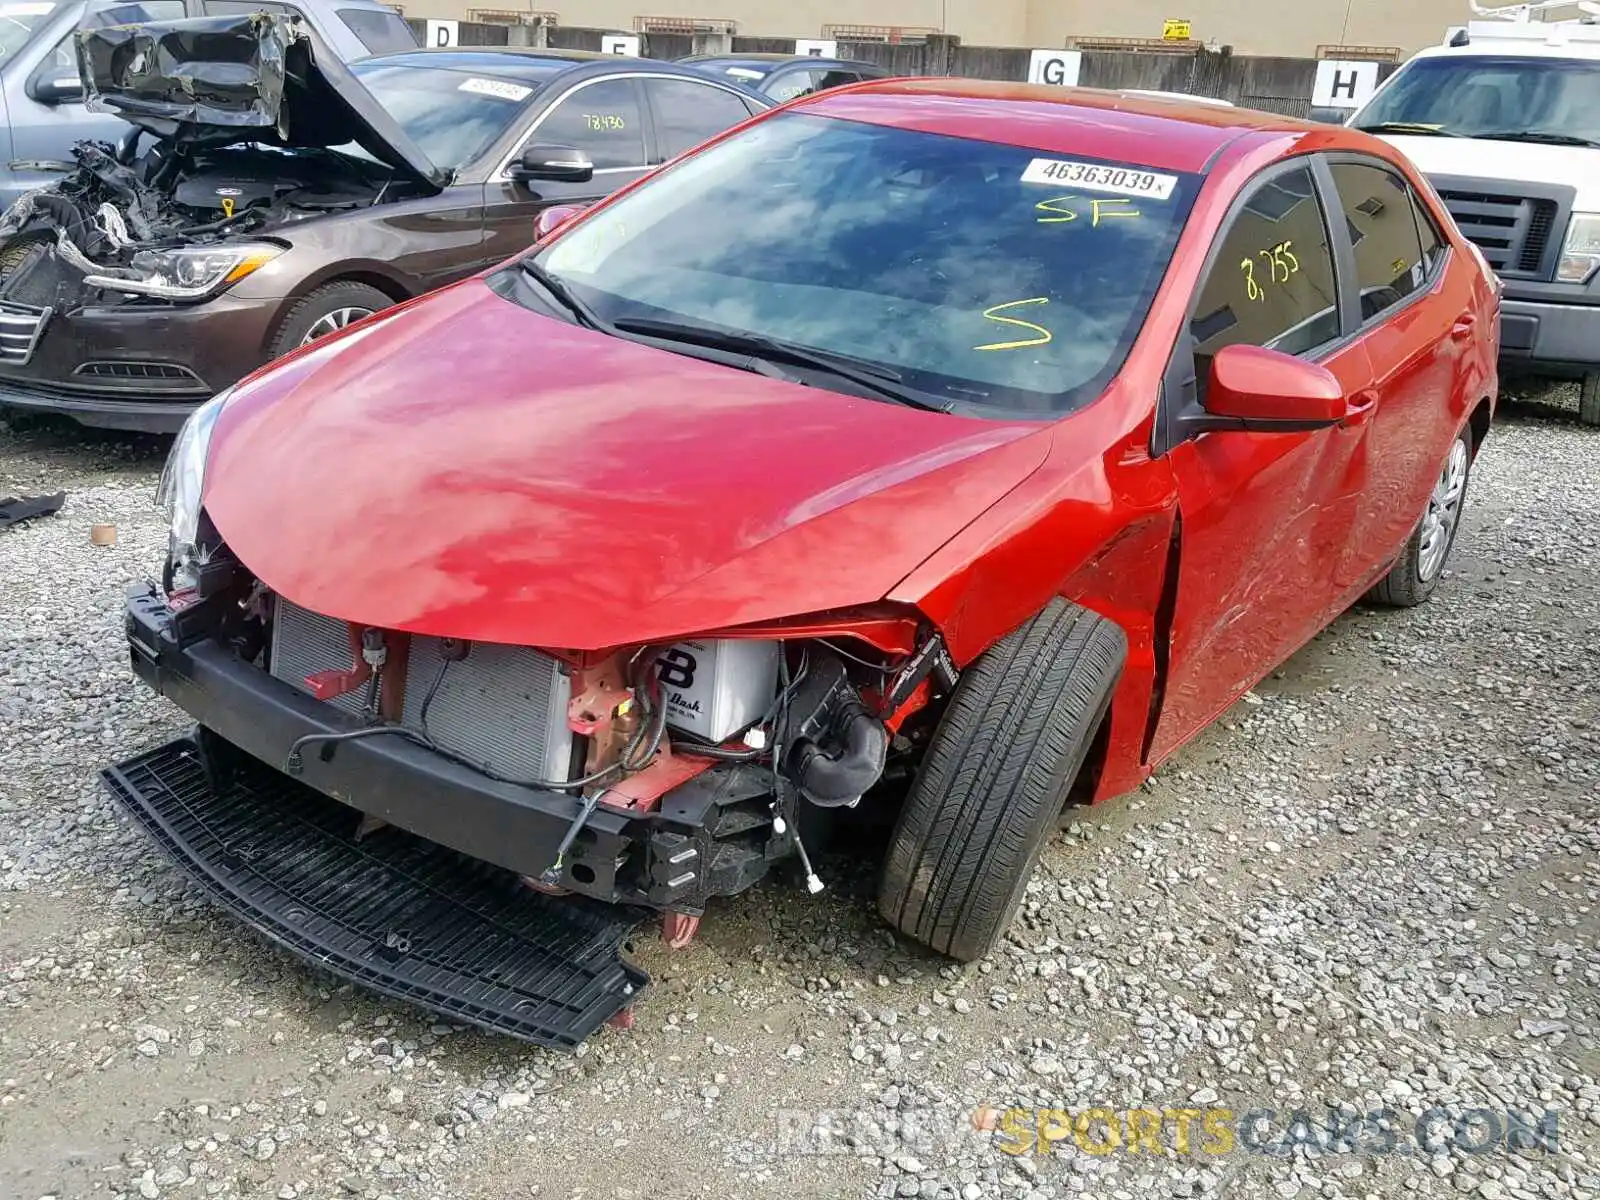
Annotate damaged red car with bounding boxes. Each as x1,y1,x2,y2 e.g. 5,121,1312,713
106,79,1499,1049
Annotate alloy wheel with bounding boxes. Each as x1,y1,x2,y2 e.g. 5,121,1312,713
300,306,374,345
1417,438,1469,583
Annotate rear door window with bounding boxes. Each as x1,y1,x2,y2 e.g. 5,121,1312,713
337,8,417,54
766,68,822,101
534,77,646,170
816,70,861,91
202,0,292,12
1191,163,1341,369
1328,160,1430,321
642,76,753,160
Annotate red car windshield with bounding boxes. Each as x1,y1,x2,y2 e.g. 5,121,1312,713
530,113,1201,415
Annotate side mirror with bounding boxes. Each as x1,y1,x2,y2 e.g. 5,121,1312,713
29,74,85,105
1308,106,1352,125
1201,344,1348,430
534,204,585,241
511,145,594,185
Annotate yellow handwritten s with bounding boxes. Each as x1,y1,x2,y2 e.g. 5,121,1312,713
1035,196,1079,223
974,297,1053,351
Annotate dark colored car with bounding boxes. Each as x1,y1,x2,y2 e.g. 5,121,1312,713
678,52,887,101
0,16,769,432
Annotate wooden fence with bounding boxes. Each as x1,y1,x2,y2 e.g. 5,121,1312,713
402,24,1400,117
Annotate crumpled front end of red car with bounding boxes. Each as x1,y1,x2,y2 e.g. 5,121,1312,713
107,550,953,1048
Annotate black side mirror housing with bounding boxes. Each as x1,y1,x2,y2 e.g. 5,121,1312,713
29,73,85,105
511,145,595,184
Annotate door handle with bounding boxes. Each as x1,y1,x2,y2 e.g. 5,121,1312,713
1341,388,1379,427
1451,313,1477,341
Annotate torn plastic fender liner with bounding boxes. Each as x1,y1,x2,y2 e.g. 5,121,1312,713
76,13,289,137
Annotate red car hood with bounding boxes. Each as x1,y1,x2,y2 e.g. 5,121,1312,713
205,279,1050,650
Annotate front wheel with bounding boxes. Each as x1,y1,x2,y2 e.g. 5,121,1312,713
877,600,1126,962
268,281,394,360
1367,426,1473,608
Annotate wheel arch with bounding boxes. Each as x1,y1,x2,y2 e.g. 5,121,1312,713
259,270,415,358
281,266,415,309
1467,395,1493,456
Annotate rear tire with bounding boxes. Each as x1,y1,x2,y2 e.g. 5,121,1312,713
1580,372,1599,427
877,599,1125,962
268,281,394,359
1368,425,1473,608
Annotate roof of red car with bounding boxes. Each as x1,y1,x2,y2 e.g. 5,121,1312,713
802,78,1320,175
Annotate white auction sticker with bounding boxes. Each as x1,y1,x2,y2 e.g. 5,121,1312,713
458,77,533,102
0,3,57,13
725,66,764,79
1020,158,1177,200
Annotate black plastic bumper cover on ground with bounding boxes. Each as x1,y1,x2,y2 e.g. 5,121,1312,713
102,737,650,1049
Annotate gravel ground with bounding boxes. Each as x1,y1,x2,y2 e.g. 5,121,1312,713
0,384,1595,1200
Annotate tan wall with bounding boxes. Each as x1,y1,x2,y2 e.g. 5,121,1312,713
1023,0,1461,57
416,0,1461,56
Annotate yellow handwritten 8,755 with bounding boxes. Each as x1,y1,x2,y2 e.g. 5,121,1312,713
975,297,1052,352
1240,240,1299,301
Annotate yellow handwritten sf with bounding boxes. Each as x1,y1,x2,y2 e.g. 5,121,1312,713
975,297,1052,351
1035,196,1141,226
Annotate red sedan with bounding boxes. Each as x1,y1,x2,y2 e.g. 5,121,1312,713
110,80,1499,1047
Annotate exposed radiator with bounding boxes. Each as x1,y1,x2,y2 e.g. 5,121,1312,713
268,599,573,783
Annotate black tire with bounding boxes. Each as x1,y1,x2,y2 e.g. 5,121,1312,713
268,281,394,359
1368,424,1473,608
877,599,1126,961
1581,372,1599,428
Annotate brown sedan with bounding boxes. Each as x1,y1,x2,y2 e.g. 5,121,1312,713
0,15,770,432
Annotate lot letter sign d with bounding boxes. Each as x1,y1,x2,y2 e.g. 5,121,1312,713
1028,49,1083,87
424,19,458,47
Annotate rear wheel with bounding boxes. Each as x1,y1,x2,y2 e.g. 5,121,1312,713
1368,425,1472,608
877,599,1125,962
268,281,394,359
1580,372,1599,427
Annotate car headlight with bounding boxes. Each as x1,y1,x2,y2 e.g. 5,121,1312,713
156,389,230,590
84,243,283,301
1558,212,1600,285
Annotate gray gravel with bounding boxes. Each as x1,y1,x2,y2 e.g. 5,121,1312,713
0,385,1596,1200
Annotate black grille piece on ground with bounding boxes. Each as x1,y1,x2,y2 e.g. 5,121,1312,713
102,737,650,1049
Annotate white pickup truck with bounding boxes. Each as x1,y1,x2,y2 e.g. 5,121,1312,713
1348,1,1600,423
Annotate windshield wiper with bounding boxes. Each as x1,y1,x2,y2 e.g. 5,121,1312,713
611,316,950,412
1468,129,1600,148
1353,121,1464,138
517,259,609,331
